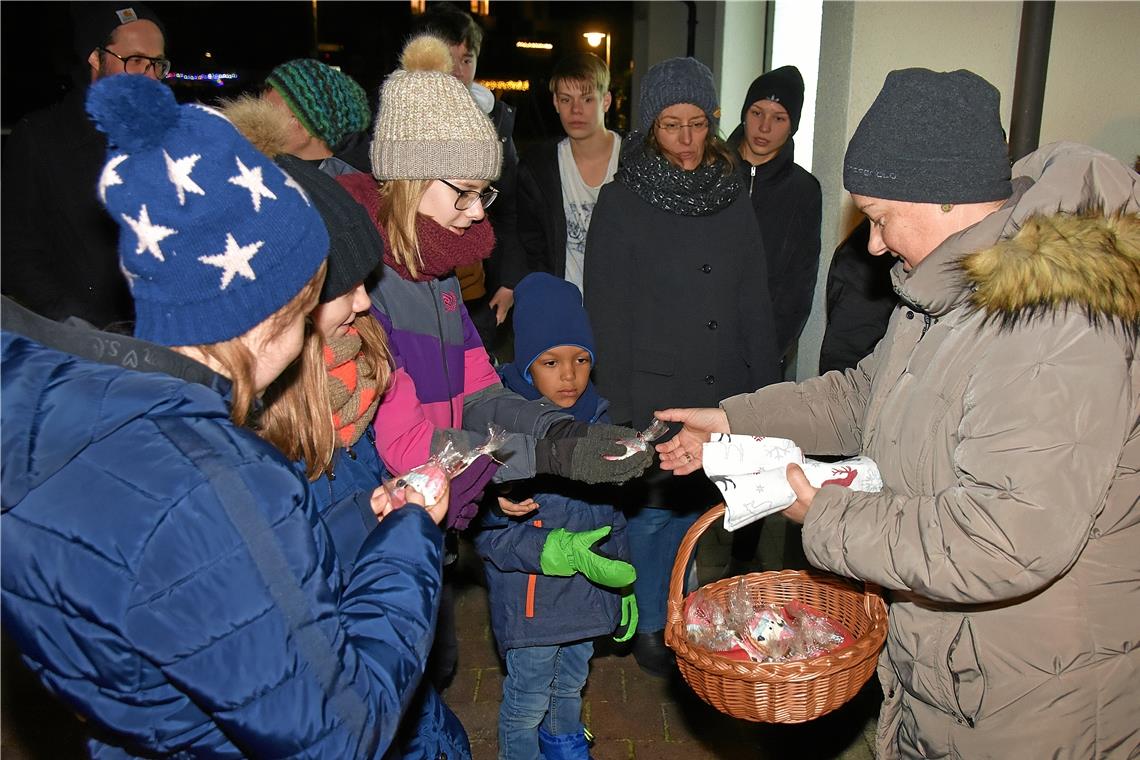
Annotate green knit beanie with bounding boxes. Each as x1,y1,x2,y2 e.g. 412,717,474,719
266,59,371,150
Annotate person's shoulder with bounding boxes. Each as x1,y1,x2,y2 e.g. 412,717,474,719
8,88,94,145
786,161,822,195
519,138,561,166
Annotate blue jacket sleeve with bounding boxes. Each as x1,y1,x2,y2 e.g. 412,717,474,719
473,519,550,574
126,455,444,759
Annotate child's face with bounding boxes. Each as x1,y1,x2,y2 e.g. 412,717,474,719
529,345,592,408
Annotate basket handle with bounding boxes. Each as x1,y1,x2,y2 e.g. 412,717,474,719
665,502,725,631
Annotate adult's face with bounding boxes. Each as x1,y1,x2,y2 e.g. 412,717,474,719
553,80,611,140
851,194,971,271
740,99,791,165
89,19,165,83
312,284,371,341
653,103,708,171
447,41,477,88
419,178,490,235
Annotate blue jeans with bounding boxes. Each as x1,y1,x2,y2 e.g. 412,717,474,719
499,641,593,760
625,507,699,633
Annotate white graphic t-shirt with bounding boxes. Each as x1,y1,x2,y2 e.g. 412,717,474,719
559,131,621,292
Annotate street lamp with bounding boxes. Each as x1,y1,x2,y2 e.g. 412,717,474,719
583,31,610,68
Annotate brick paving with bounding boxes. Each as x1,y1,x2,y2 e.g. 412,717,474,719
445,520,880,760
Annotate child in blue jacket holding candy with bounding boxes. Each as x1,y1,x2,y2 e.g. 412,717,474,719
474,273,638,760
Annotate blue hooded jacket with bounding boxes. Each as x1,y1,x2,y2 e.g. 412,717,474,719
473,274,629,655
0,301,443,758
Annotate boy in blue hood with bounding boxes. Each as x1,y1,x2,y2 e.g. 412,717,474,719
474,273,638,760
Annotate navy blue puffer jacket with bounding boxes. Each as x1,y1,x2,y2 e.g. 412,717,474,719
1,313,443,758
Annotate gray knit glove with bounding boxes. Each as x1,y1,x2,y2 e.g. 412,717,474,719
534,434,652,484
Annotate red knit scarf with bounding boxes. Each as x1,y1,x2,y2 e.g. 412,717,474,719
378,206,496,282
324,327,381,447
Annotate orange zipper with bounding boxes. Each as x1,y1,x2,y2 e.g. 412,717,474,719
525,519,543,618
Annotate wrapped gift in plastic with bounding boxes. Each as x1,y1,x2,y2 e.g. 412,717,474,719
385,424,508,507
683,578,856,663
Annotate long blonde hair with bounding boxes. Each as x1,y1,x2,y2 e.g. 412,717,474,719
189,263,326,428
375,178,433,279
259,309,392,480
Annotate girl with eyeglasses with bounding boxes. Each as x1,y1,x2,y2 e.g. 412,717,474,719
582,56,783,677
336,35,652,692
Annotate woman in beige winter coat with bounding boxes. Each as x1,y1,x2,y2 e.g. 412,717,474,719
656,68,1140,759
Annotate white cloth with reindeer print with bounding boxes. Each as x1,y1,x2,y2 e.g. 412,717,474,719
702,434,883,531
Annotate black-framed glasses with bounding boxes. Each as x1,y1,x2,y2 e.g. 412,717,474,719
98,47,171,79
438,179,498,211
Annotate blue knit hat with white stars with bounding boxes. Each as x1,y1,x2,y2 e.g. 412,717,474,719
86,75,329,346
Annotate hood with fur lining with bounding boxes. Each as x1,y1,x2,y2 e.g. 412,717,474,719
963,210,1140,331
218,94,293,159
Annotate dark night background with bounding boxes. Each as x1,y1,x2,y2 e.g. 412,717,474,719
1,1,636,150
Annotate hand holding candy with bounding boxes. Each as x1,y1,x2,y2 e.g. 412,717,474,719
379,463,451,526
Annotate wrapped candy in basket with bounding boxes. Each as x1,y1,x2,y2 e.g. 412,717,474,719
664,504,889,723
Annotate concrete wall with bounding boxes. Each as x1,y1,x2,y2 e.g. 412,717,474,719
1039,1,1140,164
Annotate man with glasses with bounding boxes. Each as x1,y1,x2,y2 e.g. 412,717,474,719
2,3,167,329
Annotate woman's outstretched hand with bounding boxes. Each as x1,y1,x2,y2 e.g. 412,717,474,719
653,407,730,475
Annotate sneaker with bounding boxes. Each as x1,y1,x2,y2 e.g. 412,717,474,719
631,630,673,678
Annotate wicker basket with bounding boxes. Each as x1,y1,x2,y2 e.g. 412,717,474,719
664,503,889,723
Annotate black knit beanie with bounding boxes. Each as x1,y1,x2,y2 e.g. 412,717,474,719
275,156,382,303
843,68,1012,204
72,1,165,60
638,57,721,132
740,65,804,135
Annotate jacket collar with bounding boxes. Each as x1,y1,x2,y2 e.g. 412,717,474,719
2,296,225,390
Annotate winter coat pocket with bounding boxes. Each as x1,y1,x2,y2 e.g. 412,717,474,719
633,347,674,377
947,616,984,727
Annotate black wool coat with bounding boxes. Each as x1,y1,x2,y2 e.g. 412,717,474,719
515,138,567,278
2,87,132,329
583,178,782,429
728,130,822,358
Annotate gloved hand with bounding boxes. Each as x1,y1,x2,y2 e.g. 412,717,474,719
539,526,637,588
614,592,638,643
534,432,652,484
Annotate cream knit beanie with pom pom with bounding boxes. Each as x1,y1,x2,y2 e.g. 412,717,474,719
370,35,503,181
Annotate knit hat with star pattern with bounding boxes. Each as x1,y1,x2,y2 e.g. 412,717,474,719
370,34,502,181
86,74,329,346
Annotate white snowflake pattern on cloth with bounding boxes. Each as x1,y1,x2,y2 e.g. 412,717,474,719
198,233,263,289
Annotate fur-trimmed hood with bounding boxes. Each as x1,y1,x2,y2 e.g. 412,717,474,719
964,210,1140,328
218,94,292,159
896,142,1139,327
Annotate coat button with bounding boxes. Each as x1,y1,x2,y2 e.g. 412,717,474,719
701,264,712,273
347,447,357,460
704,374,715,384
707,320,718,330
905,311,915,319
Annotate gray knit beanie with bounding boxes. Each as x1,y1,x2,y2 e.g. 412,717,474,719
843,68,1012,204
370,35,502,181
638,57,721,132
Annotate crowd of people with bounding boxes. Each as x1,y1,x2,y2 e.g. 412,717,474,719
2,2,1137,759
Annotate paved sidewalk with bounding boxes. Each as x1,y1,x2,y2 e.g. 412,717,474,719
444,522,880,760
